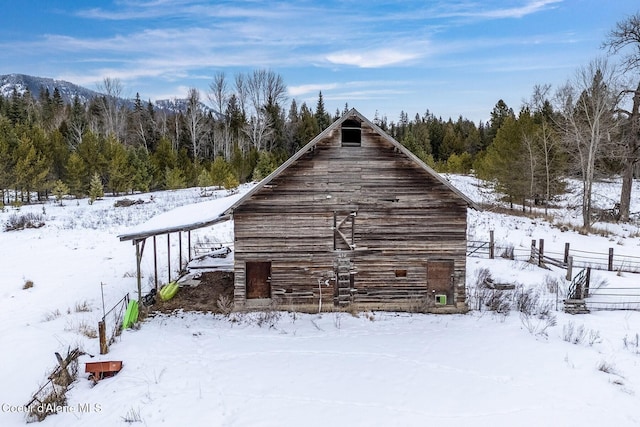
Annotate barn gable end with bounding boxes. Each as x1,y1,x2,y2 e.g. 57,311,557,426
228,109,475,313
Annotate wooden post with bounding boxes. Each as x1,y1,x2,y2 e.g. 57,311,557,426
153,236,158,291
530,239,536,263
54,352,72,386
135,240,142,303
566,256,573,281
333,212,337,250
564,242,570,265
188,230,192,261
178,231,183,272
167,233,171,282
538,239,545,267
608,248,614,271
489,230,495,259
98,320,108,354
585,267,591,298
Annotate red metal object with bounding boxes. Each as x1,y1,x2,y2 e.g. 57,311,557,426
85,360,122,383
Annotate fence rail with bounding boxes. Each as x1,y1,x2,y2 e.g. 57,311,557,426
467,236,640,311
100,293,129,353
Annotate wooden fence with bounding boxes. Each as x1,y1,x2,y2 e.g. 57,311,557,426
468,236,640,275
467,236,640,311
99,293,130,354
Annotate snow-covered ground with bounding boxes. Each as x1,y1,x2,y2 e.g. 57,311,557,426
1,178,640,427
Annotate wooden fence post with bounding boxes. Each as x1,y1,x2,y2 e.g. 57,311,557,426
566,256,573,281
608,248,614,271
585,267,591,298
538,239,545,267
98,320,108,354
564,242,570,265
530,239,536,263
489,230,495,259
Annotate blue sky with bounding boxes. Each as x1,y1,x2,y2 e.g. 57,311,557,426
0,0,638,123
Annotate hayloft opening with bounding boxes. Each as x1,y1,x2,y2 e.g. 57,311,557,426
341,119,361,147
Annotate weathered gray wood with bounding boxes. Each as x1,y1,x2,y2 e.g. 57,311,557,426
232,112,470,312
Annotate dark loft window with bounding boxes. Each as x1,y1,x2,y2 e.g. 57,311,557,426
341,119,361,147
395,269,407,278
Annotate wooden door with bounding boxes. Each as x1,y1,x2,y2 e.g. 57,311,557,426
246,261,271,299
427,260,454,305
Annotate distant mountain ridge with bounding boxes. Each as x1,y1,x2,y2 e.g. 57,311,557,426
0,73,208,114
0,73,101,105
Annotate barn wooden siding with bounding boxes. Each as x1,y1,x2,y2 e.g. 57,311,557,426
232,114,470,313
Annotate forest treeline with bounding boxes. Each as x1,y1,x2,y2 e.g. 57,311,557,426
1,13,639,231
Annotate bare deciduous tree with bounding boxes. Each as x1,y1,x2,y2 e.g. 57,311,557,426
527,84,563,215
240,70,287,152
603,12,640,221
555,58,619,230
185,88,207,162
208,72,232,159
96,77,126,141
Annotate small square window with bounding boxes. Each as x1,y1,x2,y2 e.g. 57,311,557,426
395,269,407,278
341,119,361,147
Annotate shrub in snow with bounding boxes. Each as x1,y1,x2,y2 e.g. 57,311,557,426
596,359,617,375
622,333,639,354
520,311,557,338
121,406,143,423
4,212,45,231
216,295,233,316
562,322,600,346
500,244,515,259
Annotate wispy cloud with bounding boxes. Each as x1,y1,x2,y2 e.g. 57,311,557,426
325,48,423,68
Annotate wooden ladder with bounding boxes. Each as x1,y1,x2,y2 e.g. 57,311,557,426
335,254,352,307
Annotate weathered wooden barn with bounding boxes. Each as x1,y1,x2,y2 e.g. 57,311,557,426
225,109,478,313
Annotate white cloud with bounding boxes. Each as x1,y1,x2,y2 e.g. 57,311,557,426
288,83,339,97
326,48,422,68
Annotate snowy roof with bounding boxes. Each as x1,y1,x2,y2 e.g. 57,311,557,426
117,191,246,242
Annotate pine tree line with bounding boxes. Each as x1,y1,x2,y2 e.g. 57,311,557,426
1,5,640,237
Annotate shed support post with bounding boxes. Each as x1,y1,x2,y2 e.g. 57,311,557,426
135,239,146,303
188,230,192,261
153,236,158,290
167,233,171,283
179,232,183,273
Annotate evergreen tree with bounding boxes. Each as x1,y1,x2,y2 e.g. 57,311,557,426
65,152,86,197
106,138,133,195
165,167,186,190
88,172,104,204
52,180,69,205
197,167,215,188
0,117,18,204
487,99,515,144
129,147,152,192
253,151,278,181
14,131,49,203
150,137,177,189
210,156,233,187
475,116,528,208
297,103,319,147
314,91,331,130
